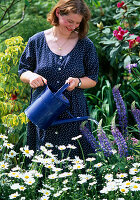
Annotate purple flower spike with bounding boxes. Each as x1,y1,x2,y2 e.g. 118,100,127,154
126,63,137,73
131,101,140,132
97,119,113,157
111,116,128,157
80,126,101,152
112,84,128,137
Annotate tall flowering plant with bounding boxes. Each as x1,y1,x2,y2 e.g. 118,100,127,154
112,84,128,137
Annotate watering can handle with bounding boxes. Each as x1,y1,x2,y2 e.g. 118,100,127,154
55,83,69,97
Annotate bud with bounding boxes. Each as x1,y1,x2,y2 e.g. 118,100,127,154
97,22,104,30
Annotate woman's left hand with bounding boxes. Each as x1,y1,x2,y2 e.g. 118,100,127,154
65,77,79,91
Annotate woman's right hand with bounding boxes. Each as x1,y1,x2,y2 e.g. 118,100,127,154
29,73,47,88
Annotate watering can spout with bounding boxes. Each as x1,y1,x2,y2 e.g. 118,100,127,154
51,116,99,127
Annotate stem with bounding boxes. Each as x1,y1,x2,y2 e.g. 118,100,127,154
77,139,85,164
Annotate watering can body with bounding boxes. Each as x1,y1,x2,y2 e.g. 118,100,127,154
25,84,70,130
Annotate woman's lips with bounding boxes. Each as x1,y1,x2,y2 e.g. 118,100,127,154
66,27,74,32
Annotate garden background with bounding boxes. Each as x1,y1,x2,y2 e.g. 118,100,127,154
0,0,140,199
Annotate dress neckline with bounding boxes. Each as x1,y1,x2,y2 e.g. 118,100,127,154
43,31,80,57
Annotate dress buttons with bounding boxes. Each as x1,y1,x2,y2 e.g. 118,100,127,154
59,56,62,59
57,81,60,84
58,67,61,71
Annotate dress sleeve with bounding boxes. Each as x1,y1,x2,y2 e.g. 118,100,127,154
84,39,99,82
18,38,36,77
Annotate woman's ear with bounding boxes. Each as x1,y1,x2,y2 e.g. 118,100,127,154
56,8,60,17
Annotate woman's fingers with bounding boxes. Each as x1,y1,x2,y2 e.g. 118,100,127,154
29,74,47,88
65,77,79,91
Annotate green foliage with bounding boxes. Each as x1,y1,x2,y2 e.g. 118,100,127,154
0,36,29,145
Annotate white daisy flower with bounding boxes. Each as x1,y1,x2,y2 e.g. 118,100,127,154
58,145,66,150
94,163,102,168
71,135,82,140
132,176,140,182
11,166,21,171
73,163,85,170
0,161,9,170
67,144,77,149
116,198,125,200
40,146,47,152
52,167,62,172
21,172,33,181
53,191,63,197
100,187,109,194
19,185,26,191
72,156,83,164
59,172,72,178
45,143,54,148
3,142,14,149
40,189,51,196
9,192,20,199
40,195,49,200
78,174,93,180
9,150,17,158
0,134,8,140
25,178,35,185
130,183,140,191
122,181,132,187
10,183,20,190
63,179,68,184
62,187,71,191
8,171,21,179
86,157,96,162
106,181,118,191
104,174,113,181
78,179,87,184
20,145,34,158
89,181,97,186
116,173,128,179
129,168,139,175
35,172,43,178
119,187,129,194
45,164,55,169
48,173,58,179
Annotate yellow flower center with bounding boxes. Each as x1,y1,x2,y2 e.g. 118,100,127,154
25,150,29,154
121,189,125,192
126,182,130,186
1,164,5,168
133,185,138,189
25,175,29,179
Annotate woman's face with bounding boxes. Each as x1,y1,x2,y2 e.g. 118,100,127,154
56,9,83,34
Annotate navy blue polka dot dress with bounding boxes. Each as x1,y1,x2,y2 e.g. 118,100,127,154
18,31,99,159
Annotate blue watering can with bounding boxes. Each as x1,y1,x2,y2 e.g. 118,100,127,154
25,83,99,130
25,83,100,149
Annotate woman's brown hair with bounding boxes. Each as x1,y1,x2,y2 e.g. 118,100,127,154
47,0,91,39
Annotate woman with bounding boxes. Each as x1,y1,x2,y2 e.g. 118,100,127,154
18,0,99,159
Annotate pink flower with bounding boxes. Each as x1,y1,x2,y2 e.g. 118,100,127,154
113,27,128,41
129,39,136,48
127,156,134,160
117,1,125,8
136,36,140,43
116,33,124,40
113,30,119,37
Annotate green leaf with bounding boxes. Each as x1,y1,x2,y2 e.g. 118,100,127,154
133,1,140,6
124,55,131,68
102,28,111,34
100,40,117,45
